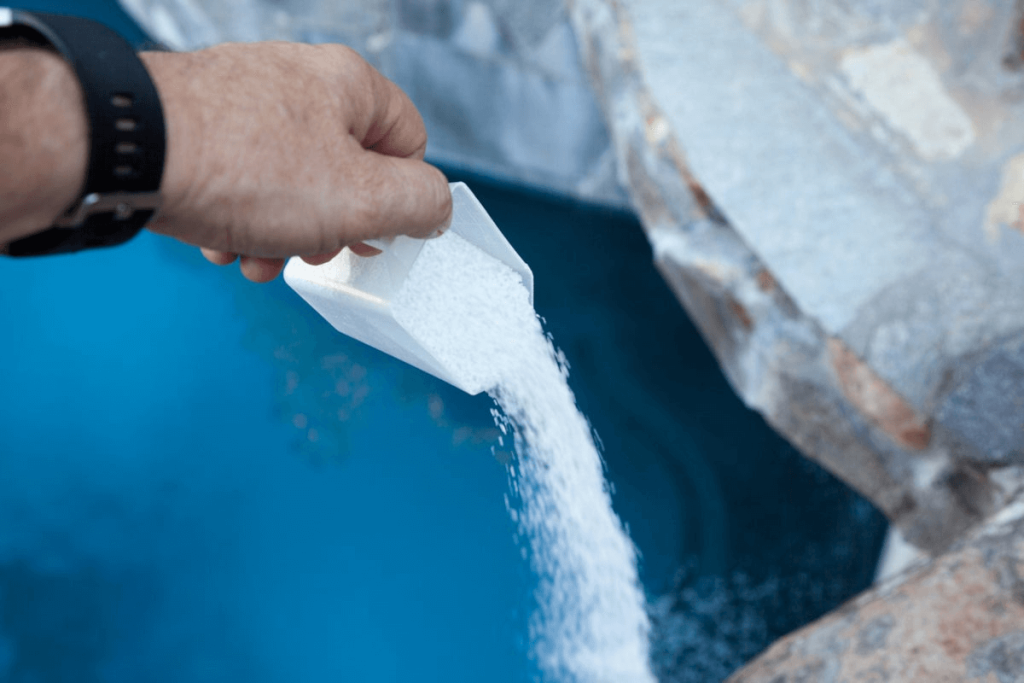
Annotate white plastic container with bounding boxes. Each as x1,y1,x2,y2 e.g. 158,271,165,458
283,182,534,395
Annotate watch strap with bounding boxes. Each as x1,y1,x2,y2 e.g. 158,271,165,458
2,10,166,256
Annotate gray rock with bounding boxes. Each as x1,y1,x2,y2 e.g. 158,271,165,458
727,501,1024,682
567,0,1024,554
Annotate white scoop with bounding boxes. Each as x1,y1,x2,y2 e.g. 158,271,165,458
283,182,534,395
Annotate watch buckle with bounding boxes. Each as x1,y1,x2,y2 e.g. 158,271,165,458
55,191,162,228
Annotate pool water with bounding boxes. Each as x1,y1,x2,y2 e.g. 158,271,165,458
0,5,888,681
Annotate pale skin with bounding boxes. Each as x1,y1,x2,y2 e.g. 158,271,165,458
0,41,453,282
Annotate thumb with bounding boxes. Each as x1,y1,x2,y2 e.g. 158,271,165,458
348,152,453,241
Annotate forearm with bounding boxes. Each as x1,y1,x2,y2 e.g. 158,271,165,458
0,46,88,244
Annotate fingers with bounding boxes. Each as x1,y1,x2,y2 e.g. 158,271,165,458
203,248,349,284
333,48,450,239
348,242,383,257
301,248,345,266
201,248,237,265
240,256,286,283
350,153,453,240
360,64,429,160
203,248,284,282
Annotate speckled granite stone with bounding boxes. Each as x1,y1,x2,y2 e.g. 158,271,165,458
727,500,1024,682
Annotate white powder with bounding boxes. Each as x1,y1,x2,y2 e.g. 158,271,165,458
393,232,655,682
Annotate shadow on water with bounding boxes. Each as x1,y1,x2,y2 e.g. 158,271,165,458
0,563,113,683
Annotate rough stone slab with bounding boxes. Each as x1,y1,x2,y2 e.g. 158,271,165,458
567,0,1024,555
727,500,1024,682
117,0,630,207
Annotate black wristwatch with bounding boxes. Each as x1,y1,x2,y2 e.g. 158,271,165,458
0,8,166,256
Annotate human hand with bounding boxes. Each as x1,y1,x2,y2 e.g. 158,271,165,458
141,42,452,282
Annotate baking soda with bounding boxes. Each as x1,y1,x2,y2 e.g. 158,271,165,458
393,232,655,682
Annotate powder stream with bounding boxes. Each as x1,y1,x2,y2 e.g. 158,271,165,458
393,232,654,682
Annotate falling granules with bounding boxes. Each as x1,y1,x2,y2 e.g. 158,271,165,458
393,231,655,682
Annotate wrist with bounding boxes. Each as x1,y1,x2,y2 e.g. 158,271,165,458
139,50,200,234
0,46,87,243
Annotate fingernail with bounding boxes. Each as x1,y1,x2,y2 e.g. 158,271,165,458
428,210,453,239
349,242,384,257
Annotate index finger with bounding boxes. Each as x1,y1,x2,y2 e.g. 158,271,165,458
359,63,429,161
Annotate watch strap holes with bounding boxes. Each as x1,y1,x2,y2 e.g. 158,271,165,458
113,164,138,179
115,141,139,155
111,93,134,108
115,118,137,132
113,203,134,221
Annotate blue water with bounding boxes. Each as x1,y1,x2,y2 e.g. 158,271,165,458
1,4,887,681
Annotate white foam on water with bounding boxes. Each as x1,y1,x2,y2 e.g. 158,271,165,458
393,232,655,682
